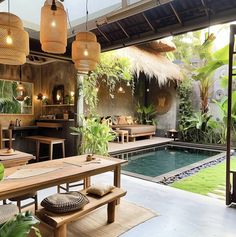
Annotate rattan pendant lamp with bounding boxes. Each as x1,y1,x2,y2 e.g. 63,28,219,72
72,0,101,73
40,0,67,54
0,0,29,65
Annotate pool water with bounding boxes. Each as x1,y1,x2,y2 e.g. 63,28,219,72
120,146,220,177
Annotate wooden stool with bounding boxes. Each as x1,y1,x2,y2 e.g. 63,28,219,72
26,136,65,161
115,130,129,144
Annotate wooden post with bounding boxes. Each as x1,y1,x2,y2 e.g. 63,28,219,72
226,25,236,205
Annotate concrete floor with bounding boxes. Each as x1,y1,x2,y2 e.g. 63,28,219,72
36,172,236,237
94,173,236,237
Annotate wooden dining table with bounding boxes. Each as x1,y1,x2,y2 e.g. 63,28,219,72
0,149,35,168
0,155,127,201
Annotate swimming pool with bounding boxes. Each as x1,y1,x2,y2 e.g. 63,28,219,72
116,145,222,178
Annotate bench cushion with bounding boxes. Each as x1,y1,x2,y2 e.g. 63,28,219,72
87,184,115,196
41,191,89,214
0,204,19,225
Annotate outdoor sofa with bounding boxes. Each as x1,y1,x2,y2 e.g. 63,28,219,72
109,116,156,141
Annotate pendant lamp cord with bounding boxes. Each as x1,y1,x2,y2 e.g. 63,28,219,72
86,0,88,31
8,0,10,30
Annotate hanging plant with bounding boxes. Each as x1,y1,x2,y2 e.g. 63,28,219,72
82,51,133,113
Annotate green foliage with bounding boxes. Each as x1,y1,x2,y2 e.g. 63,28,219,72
177,77,194,141
212,92,236,143
182,112,222,144
0,162,4,181
82,52,133,113
0,98,21,114
0,211,41,237
71,116,116,156
136,103,157,125
171,158,236,195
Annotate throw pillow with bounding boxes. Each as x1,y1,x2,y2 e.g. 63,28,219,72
41,191,89,214
87,184,115,197
118,116,127,125
126,116,133,125
0,204,19,225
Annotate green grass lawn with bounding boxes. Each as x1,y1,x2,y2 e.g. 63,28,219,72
171,157,236,195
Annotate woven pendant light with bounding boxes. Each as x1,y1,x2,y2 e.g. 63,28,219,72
72,32,100,72
72,0,100,72
0,12,29,65
40,0,67,54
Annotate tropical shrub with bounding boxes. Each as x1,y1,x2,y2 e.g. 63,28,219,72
71,116,116,156
136,103,157,125
177,77,194,141
0,211,41,237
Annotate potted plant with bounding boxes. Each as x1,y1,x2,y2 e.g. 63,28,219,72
71,116,116,156
0,211,41,237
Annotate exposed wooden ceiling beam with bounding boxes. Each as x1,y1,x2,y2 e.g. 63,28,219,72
169,2,182,24
200,0,209,17
96,26,111,43
142,12,156,31
116,21,130,38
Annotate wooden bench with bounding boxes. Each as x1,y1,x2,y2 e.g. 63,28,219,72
36,187,127,237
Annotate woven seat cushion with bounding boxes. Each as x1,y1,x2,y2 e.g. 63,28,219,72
87,184,115,197
0,204,19,225
41,191,89,214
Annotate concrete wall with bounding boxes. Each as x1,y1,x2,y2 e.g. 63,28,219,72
96,79,134,116
147,80,178,135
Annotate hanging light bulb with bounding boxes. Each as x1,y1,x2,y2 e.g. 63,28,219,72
72,0,100,71
84,45,89,56
16,66,25,101
6,30,13,44
117,86,125,94
0,0,29,65
40,0,67,54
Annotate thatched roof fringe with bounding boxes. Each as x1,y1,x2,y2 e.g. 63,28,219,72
116,46,182,86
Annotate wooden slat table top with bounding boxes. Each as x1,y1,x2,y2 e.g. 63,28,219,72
0,155,127,200
25,136,65,143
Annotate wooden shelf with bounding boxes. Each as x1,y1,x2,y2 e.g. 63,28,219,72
42,104,74,107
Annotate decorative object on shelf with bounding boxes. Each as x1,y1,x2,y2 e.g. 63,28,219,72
37,93,43,101
52,85,64,104
40,0,67,54
0,0,29,65
70,91,75,104
64,95,70,104
72,0,101,72
16,66,25,101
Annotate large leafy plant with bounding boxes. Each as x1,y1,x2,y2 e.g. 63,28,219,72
71,116,116,156
0,211,41,237
136,103,157,125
